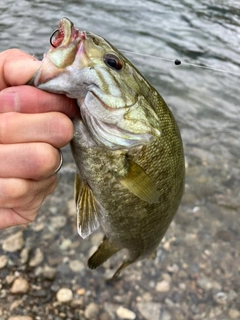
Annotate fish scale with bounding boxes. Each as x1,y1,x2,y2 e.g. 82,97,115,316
30,17,185,279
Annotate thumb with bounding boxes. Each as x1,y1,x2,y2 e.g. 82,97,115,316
0,49,41,90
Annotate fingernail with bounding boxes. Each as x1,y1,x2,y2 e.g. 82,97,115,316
0,89,19,112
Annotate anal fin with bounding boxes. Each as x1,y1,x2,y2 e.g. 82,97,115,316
88,237,120,269
74,173,100,239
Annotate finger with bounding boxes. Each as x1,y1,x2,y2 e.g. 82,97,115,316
0,176,57,210
0,112,74,148
0,49,41,89
0,85,78,118
0,176,57,229
0,143,62,180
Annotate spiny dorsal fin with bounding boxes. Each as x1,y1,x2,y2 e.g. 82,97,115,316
118,160,159,204
74,173,100,239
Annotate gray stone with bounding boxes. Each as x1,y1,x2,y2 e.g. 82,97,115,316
20,247,30,264
156,280,170,292
50,216,67,229
56,288,73,303
0,255,8,269
10,277,29,294
42,265,56,280
137,302,161,320
29,248,44,267
69,260,85,273
84,302,99,319
2,231,24,252
8,317,33,320
116,306,136,319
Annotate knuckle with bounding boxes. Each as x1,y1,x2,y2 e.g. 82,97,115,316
34,144,60,178
0,113,14,143
51,113,74,147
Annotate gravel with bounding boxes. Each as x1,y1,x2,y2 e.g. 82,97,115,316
0,151,239,320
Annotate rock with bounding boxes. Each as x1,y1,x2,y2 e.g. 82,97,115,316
10,299,23,311
214,292,228,305
20,248,30,264
161,310,171,320
69,260,85,273
6,274,16,285
8,317,33,320
29,248,44,267
137,302,161,320
229,309,240,319
84,302,99,319
42,265,56,280
56,288,73,303
50,216,67,229
197,275,213,291
2,231,24,252
10,277,29,294
156,280,170,292
116,306,136,319
60,239,72,250
0,255,8,269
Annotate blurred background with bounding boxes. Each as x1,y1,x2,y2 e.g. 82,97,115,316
0,1,239,319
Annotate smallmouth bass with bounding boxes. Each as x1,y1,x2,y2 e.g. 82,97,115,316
31,17,185,279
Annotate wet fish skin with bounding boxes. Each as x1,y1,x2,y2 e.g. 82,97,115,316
31,17,185,279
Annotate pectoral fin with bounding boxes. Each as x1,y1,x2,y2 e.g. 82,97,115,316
74,173,100,239
118,160,159,204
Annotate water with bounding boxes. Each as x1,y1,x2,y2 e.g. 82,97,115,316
0,0,240,319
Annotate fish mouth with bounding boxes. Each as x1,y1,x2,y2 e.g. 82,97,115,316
50,17,86,48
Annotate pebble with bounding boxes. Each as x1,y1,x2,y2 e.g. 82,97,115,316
42,265,56,280
197,275,213,291
10,277,29,294
84,302,99,319
137,302,161,320
50,216,67,229
69,260,85,273
0,255,8,269
8,317,33,320
56,288,73,303
2,231,24,252
156,280,170,292
229,309,240,319
214,292,228,304
60,239,72,250
116,306,136,319
29,248,44,267
20,248,30,264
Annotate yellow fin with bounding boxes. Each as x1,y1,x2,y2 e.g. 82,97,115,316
88,237,120,269
74,173,100,239
118,160,159,204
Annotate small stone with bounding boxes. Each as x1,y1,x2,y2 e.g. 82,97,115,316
161,310,172,320
29,248,44,267
20,248,30,264
137,302,161,320
6,274,16,285
10,277,29,294
156,280,170,292
56,288,73,303
51,216,67,229
42,265,56,280
68,199,76,217
2,231,24,252
197,275,213,291
229,309,240,319
91,232,104,246
0,255,8,269
8,317,33,320
214,292,228,305
69,260,85,273
77,288,86,295
84,302,99,319
10,299,23,311
116,306,136,319
60,239,72,250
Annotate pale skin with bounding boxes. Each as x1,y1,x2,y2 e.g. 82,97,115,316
0,49,78,229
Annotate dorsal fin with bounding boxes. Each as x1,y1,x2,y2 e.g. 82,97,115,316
74,173,100,239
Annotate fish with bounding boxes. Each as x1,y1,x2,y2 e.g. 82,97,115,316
30,17,185,279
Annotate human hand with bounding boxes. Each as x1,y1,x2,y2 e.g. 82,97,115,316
0,49,78,229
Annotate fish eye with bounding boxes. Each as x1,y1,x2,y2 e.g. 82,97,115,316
103,53,123,71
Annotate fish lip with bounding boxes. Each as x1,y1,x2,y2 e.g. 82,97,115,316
51,17,86,48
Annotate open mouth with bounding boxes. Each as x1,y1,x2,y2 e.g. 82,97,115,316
50,17,85,48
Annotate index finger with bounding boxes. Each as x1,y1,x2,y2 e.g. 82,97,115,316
0,49,40,89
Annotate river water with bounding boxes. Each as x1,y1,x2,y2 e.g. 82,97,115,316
0,1,240,319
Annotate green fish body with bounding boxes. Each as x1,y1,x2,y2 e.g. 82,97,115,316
31,18,185,279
